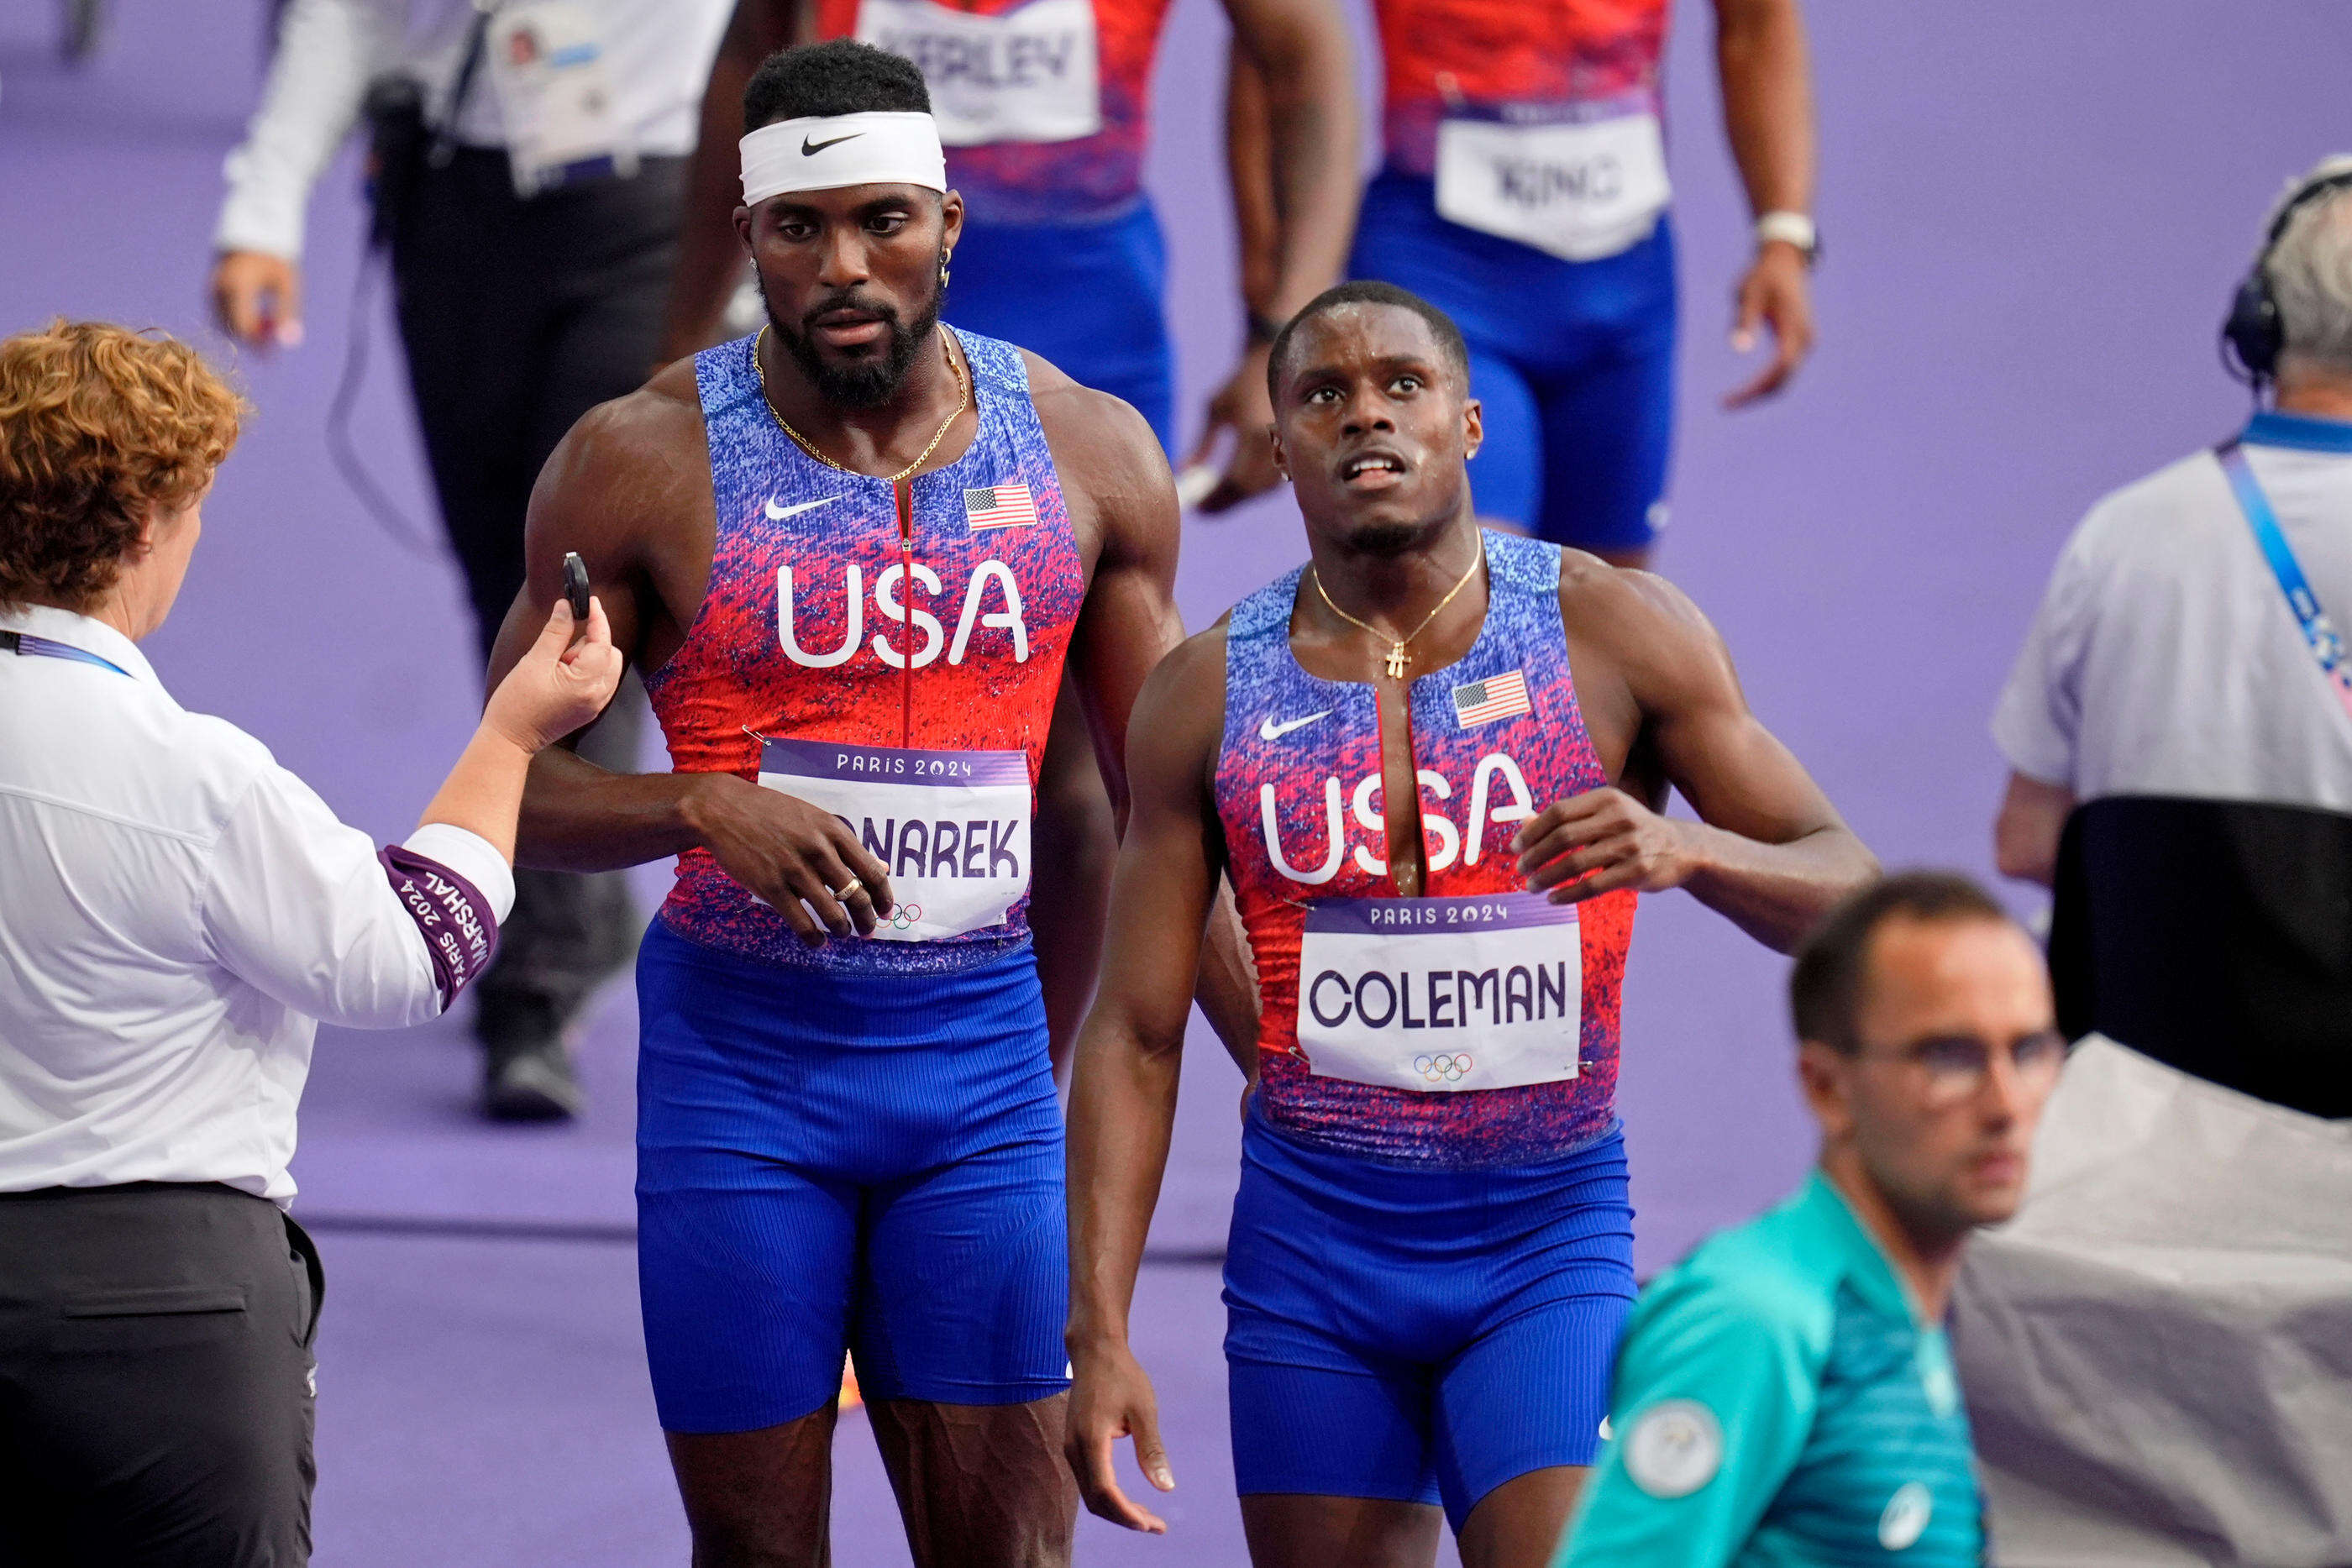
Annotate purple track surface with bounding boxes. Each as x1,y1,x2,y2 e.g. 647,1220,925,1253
3,2,2345,1561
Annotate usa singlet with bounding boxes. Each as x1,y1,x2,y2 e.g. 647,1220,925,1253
1214,528,1636,1167
632,327,1083,1434
643,328,1085,973
820,0,1176,223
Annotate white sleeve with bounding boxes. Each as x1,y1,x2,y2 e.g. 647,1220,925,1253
1992,520,2102,789
213,0,403,260
197,762,462,1029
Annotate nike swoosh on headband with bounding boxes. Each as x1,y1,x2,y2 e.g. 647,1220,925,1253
802,133,864,156
1258,710,1333,742
764,496,842,522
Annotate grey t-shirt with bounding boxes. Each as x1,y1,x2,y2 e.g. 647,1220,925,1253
1994,411,2352,810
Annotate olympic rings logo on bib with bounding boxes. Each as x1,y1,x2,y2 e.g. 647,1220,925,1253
886,902,924,932
1415,1052,1474,1083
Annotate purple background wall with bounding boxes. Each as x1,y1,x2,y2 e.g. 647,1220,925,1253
3,1,2345,1561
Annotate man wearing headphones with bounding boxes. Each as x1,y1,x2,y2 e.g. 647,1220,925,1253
1969,155,2352,1563
1992,155,2352,921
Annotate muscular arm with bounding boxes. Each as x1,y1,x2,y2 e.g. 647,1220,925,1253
657,0,800,364
1520,570,1876,953
1218,0,1358,327
1711,0,1818,405
1042,376,1261,1054
1713,0,1814,224
485,372,893,942
1188,0,1359,511
1063,632,1231,1531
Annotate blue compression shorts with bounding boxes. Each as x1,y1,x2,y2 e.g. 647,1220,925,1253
634,918,1069,1434
1349,171,1678,554
1224,1108,1636,1531
943,200,1174,451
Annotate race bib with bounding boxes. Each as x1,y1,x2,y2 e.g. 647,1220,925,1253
756,737,1031,941
1434,110,1671,262
485,1,636,196
856,0,1102,146
1296,893,1581,1093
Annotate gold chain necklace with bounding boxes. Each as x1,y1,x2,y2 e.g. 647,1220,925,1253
753,323,967,485
1310,540,1485,681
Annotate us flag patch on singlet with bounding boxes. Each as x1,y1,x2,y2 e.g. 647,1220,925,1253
1453,669,1532,727
964,483,1037,531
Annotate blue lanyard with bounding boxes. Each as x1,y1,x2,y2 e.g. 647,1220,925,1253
2214,442,2352,723
0,629,133,679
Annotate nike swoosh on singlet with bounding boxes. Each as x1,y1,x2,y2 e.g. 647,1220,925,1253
801,133,863,155
764,496,841,522
1258,710,1332,742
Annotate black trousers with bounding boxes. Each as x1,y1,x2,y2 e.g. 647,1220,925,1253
0,1184,324,1567
387,149,686,1021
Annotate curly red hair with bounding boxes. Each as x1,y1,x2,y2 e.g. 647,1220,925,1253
0,321,246,611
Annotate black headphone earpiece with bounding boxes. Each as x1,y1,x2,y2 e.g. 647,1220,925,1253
2222,168,2352,385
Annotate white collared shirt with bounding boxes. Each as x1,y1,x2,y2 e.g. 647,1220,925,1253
1994,412,2352,809
214,0,733,260
0,605,514,1202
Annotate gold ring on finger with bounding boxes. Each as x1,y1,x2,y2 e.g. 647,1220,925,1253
833,879,865,902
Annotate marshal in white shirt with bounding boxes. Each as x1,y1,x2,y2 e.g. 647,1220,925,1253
0,604,515,1202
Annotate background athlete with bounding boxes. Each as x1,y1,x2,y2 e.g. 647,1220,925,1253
1226,0,1819,565
486,46,1246,1565
1063,282,1874,1567
1557,872,2059,1564
661,0,1359,1072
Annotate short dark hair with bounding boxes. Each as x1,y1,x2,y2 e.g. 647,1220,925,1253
1265,281,1471,403
1789,872,2013,1054
743,39,929,134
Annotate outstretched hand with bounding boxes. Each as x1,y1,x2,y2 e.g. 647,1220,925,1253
1723,242,1814,408
1064,1341,1176,1533
1513,787,1704,903
482,597,625,753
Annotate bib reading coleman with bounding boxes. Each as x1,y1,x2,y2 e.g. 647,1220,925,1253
1215,530,1635,1164
644,328,1084,973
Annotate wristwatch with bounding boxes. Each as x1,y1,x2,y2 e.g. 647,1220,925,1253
1755,211,1820,266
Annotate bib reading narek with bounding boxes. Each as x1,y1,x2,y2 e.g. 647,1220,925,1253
756,737,1032,941
1435,108,1671,263
1297,893,1581,1093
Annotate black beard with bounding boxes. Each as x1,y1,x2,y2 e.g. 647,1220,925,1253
763,274,942,412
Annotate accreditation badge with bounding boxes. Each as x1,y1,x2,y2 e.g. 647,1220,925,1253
1434,104,1671,263
1294,892,1581,1093
485,1,637,197
855,0,1102,145
755,737,1032,941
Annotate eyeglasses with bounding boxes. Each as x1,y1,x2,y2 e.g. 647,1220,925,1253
1857,1029,2068,1106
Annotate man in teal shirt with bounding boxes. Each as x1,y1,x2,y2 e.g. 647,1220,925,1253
1558,872,2064,1565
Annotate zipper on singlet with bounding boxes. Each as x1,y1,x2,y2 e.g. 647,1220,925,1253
895,476,915,748
1378,684,1429,896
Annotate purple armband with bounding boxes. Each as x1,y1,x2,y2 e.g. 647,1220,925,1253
378,844,501,1009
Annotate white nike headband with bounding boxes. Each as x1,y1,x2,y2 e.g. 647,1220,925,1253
740,113,948,207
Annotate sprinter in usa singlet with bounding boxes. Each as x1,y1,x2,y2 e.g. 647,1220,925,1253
1059,284,1874,1565
1336,0,1821,563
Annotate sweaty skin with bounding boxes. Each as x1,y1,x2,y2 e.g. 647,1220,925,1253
483,177,1224,1568
1060,302,1875,1567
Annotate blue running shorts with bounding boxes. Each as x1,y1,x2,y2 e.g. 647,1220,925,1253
942,199,1174,451
634,918,1070,1434
1223,1106,1636,1531
1349,171,1678,554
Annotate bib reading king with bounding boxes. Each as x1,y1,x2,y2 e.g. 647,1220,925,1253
643,328,1084,973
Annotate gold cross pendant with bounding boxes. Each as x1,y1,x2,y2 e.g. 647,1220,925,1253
1384,642,1410,680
